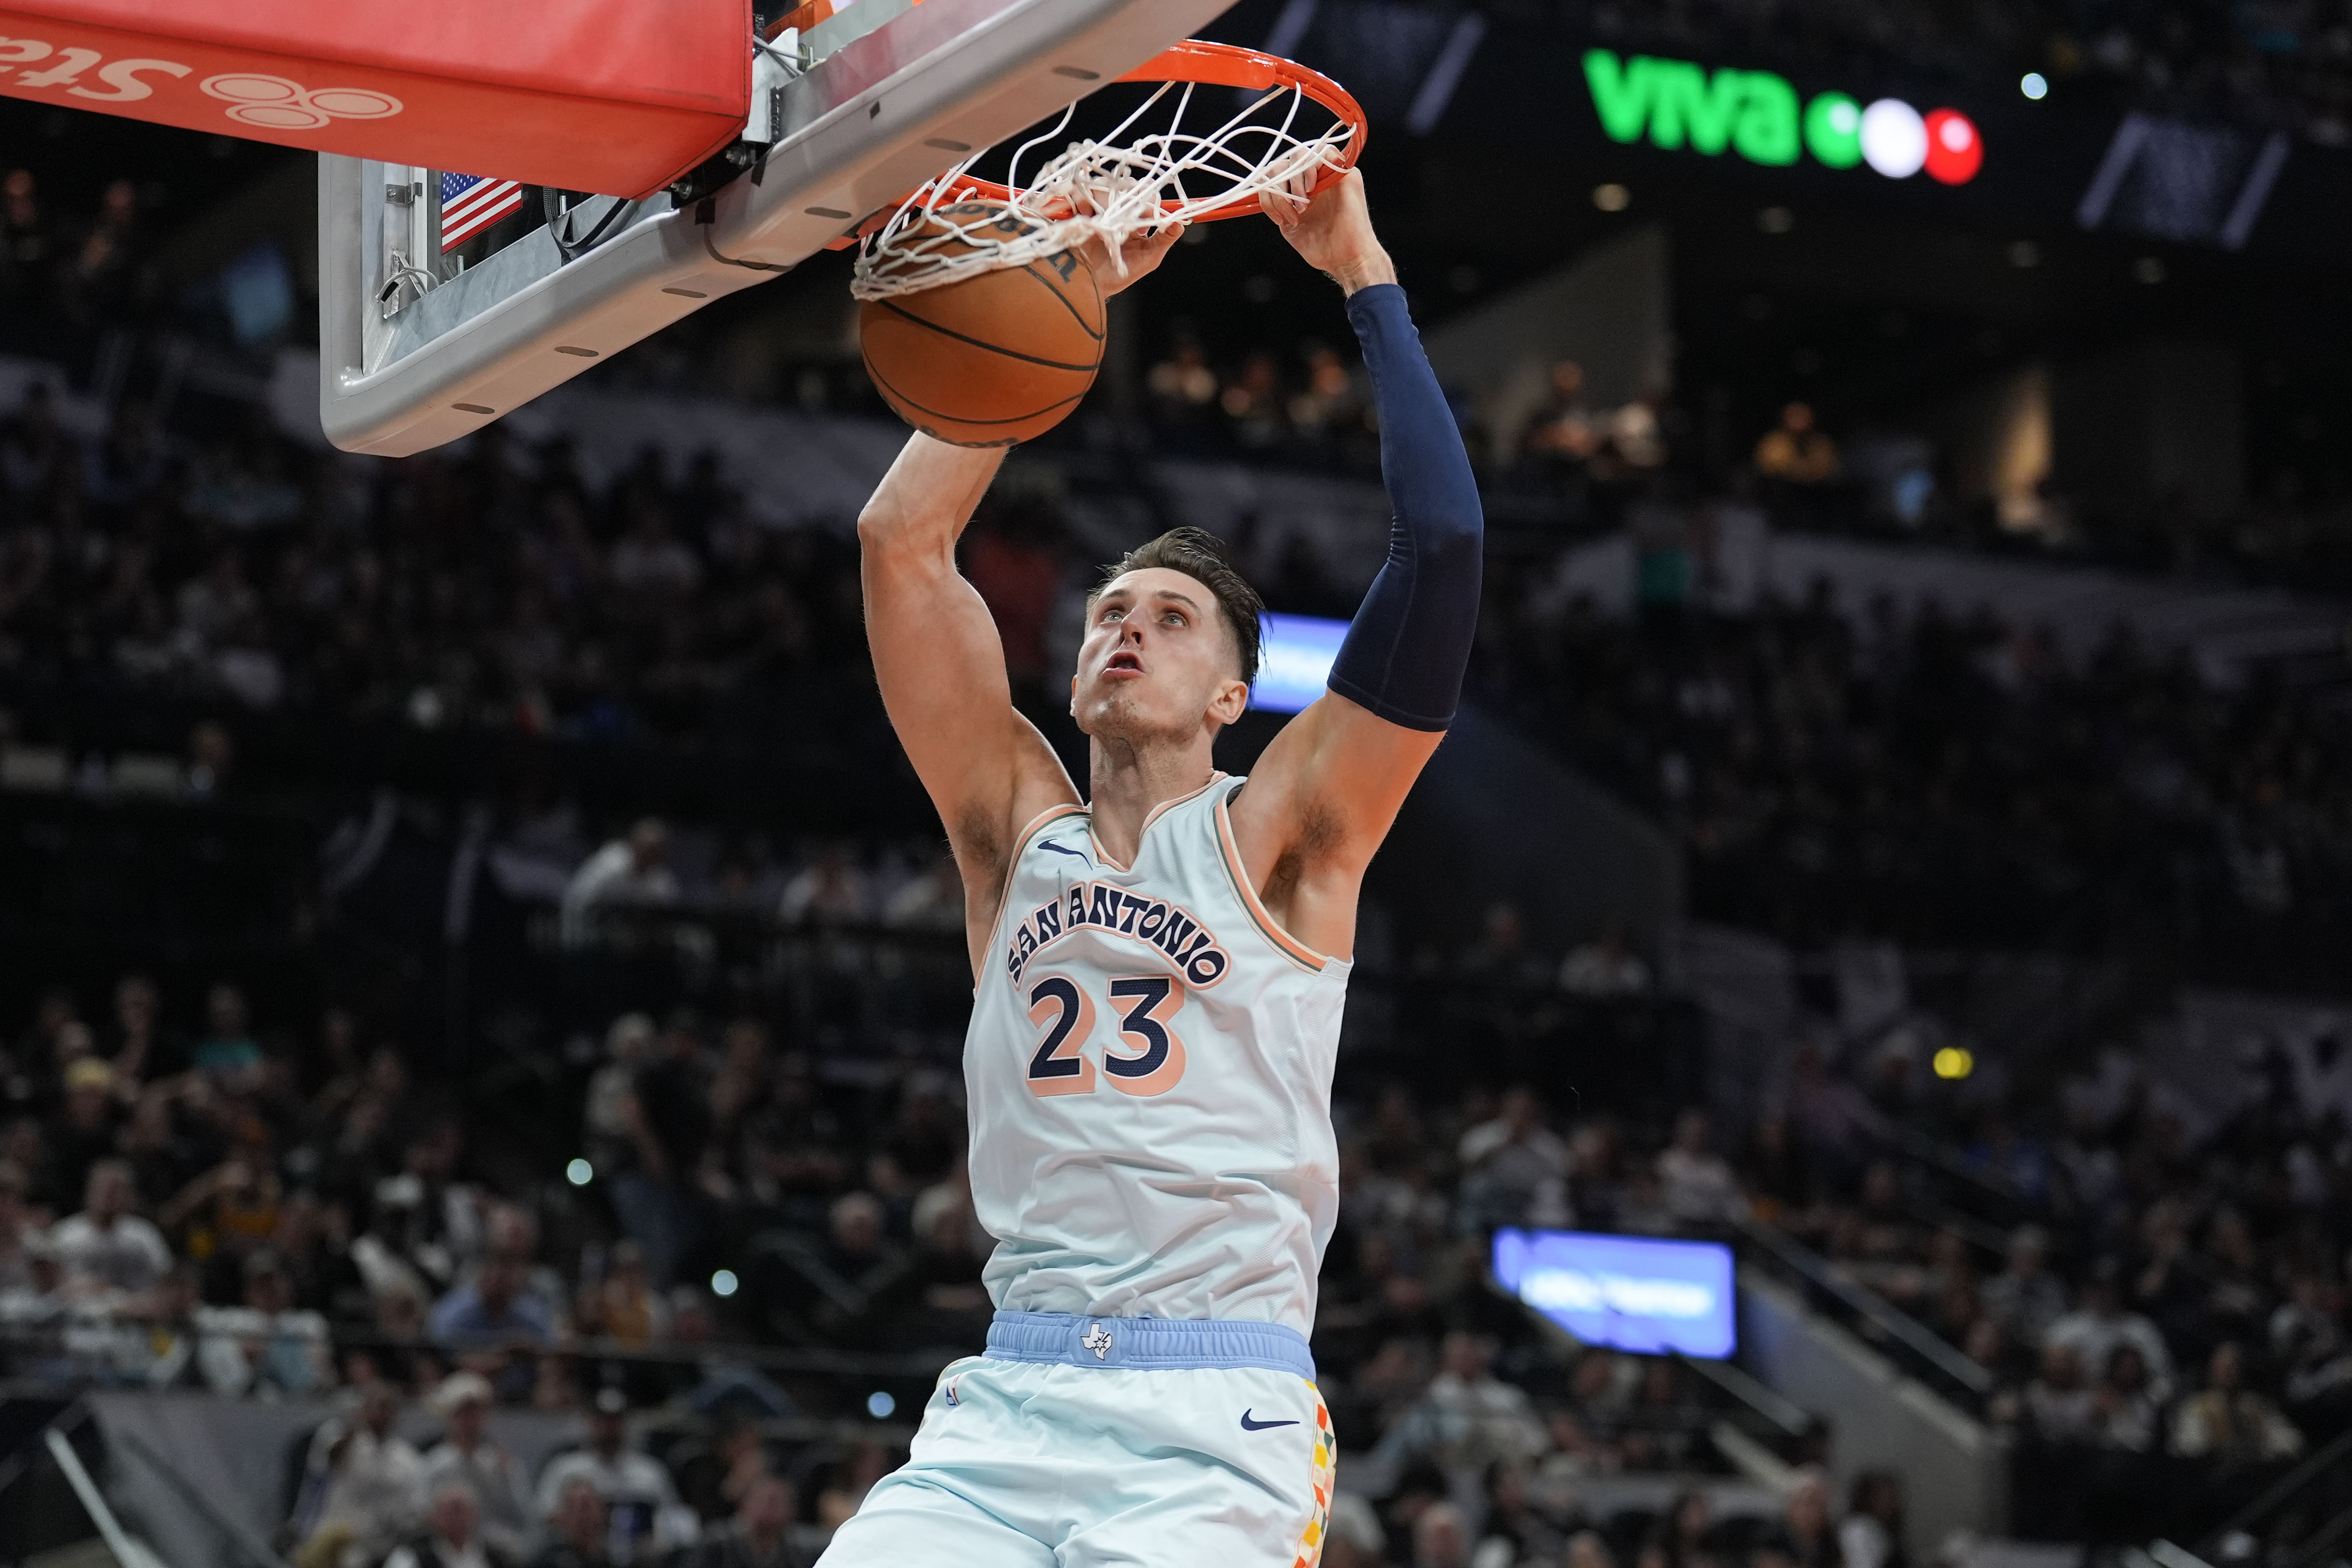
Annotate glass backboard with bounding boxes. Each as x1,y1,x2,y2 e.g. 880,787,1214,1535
319,0,1236,456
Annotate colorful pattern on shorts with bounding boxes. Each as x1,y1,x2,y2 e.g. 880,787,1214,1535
1293,1385,1336,1568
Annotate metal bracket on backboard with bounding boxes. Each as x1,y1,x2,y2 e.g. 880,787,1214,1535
319,0,1237,456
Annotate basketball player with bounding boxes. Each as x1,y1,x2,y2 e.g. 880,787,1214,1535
824,169,1482,1567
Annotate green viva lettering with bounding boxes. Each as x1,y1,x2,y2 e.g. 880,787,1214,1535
1583,50,1802,167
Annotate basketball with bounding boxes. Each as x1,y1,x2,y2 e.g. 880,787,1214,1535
858,203,1104,447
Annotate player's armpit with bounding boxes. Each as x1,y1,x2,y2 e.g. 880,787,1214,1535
1226,688,1442,959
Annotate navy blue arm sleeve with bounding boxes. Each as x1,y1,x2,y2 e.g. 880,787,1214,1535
1325,282,1484,732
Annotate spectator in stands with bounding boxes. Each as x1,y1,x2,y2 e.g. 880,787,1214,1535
385,1479,494,1568
1566,1530,1618,1568
1457,903,1550,991
1457,1087,1572,1232
1754,402,1839,485
0,1160,32,1292
2273,1274,2352,1407
46,1056,120,1206
2024,1342,2099,1445
1657,1110,1745,1227
1767,1468,1843,1568
672,1412,771,1523
594,1240,669,1346
106,973,164,1084
1838,1470,1906,1568
193,982,263,1083
893,1194,993,1349
881,856,964,932
1644,1489,1714,1568
776,845,872,927
423,1371,540,1565
535,1387,696,1564
289,1379,428,1568
195,1247,332,1397
0,168,49,297
1522,360,1603,474
561,821,679,948
428,1250,557,1347
1981,1227,2067,1347
531,1479,614,1568
1219,350,1287,449
1322,1493,1391,1568
1368,1331,1549,1490
2172,1341,2304,1464
756,1190,906,1346
584,1014,657,1177
2046,1257,2174,1402
690,1474,809,1568
48,1157,170,1301
2090,1343,2161,1453
1144,338,1219,430
1411,1502,1472,1568
1558,926,1652,997
111,1260,205,1389
1476,1459,1569,1566
614,1014,715,1289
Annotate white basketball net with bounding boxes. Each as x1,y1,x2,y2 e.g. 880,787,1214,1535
849,77,1354,301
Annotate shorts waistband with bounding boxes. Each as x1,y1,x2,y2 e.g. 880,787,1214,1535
984,1311,1316,1377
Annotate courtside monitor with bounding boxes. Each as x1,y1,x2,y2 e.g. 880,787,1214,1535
1251,612,1350,714
1492,1228,1738,1358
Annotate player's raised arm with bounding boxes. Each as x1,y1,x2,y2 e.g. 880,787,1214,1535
858,434,1079,954
1229,169,1485,955
858,219,1187,957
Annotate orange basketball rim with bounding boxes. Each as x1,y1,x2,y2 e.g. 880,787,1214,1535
841,38,1368,245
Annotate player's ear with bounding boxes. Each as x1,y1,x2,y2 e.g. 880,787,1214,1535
1069,672,1079,717
1210,675,1250,727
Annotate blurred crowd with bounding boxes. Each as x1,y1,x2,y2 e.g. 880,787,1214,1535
1480,568,2352,973
12,937,2352,1561
1762,1022,2352,1534
0,962,1739,1568
3,334,2349,985
0,381,873,741
0,168,156,333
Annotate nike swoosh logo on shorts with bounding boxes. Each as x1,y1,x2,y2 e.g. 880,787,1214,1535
1239,1411,1299,1430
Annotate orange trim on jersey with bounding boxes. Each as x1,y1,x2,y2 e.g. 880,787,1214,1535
1085,771,1227,872
1213,791,1330,973
984,804,1088,955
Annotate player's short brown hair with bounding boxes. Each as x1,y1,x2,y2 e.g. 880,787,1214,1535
1089,527,1264,682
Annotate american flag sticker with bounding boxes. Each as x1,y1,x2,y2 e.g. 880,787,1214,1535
439,171,524,251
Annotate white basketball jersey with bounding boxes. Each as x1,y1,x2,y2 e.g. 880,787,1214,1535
963,773,1351,1335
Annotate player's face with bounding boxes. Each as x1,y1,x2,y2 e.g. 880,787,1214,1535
1072,568,1249,742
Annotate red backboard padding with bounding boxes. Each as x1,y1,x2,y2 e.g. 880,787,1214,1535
0,0,751,197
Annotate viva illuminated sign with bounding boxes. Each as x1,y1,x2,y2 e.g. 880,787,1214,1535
1583,50,1984,185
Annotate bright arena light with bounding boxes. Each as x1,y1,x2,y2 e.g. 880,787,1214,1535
710,1269,740,1297
2020,71,2049,99
867,1391,897,1418
1933,1046,1976,1080
1859,99,1928,178
1923,109,1984,184
565,1158,593,1186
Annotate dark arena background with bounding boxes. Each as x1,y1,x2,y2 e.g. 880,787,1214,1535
3,0,2352,1565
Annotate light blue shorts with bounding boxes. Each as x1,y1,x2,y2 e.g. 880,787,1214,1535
817,1312,1335,1568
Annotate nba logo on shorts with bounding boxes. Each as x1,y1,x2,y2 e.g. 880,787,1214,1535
944,1376,961,1406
